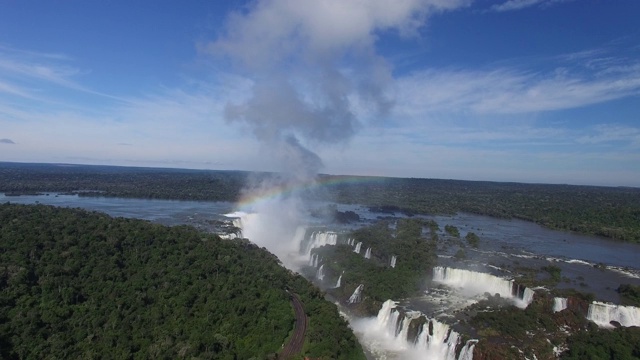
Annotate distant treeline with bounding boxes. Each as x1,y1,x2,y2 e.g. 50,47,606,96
2,162,639,242
0,162,244,202
328,176,640,243
0,203,365,359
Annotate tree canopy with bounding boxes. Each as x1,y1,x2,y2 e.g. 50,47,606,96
0,203,364,359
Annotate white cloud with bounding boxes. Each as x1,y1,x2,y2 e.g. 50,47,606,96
206,0,471,69
490,0,570,12
0,45,130,104
395,60,640,116
200,0,473,172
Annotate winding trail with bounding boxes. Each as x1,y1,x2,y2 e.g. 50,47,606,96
279,292,308,360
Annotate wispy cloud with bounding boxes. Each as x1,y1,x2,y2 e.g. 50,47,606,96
0,44,72,61
490,0,571,12
0,138,16,144
0,80,34,99
577,125,640,147
396,57,640,116
0,45,130,103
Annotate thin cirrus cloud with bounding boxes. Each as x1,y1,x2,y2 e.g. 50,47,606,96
0,45,132,104
0,46,83,92
489,0,571,12
577,125,640,146
395,59,640,117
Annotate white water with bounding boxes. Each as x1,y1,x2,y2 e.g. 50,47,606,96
458,340,477,360
365,247,372,259
349,284,365,304
390,255,397,268
226,207,305,269
309,253,318,267
351,299,475,360
354,242,362,254
316,264,325,281
553,297,568,313
335,272,343,288
305,231,337,256
587,301,640,328
433,267,534,309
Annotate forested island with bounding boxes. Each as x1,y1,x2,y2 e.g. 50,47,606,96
0,204,364,359
2,162,639,243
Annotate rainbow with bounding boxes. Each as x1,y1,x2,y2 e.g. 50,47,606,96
233,174,387,211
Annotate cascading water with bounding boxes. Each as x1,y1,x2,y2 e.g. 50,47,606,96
348,284,364,304
231,217,244,237
458,340,478,360
390,255,397,268
353,299,476,360
365,247,372,259
316,264,325,281
224,210,305,270
553,297,568,312
309,253,317,267
335,272,343,288
309,253,320,268
354,242,362,254
586,301,640,328
433,267,534,309
304,231,337,257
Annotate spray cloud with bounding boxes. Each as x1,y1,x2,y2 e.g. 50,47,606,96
210,0,470,264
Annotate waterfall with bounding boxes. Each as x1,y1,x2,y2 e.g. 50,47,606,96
347,238,355,246
587,301,640,328
364,247,372,259
458,340,478,360
348,284,364,304
370,300,475,360
354,242,362,254
433,267,534,309
521,287,535,305
224,211,307,270
390,255,397,268
335,272,343,288
309,253,320,268
232,218,243,235
304,231,337,256
309,253,316,267
553,297,568,312
376,300,401,334
316,264,325,281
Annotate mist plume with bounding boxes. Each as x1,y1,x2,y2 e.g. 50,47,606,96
207,0,473,172
211,0,470,264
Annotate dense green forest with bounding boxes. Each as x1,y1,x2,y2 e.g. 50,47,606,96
0,204,364,359
2,162,640,242
0,162,243,201
561,326,640,360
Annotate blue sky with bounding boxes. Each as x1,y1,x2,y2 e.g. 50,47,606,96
0,0,639,186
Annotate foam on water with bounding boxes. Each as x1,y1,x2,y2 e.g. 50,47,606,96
433,267,534,309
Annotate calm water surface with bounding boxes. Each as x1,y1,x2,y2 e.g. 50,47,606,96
4,194,638,272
